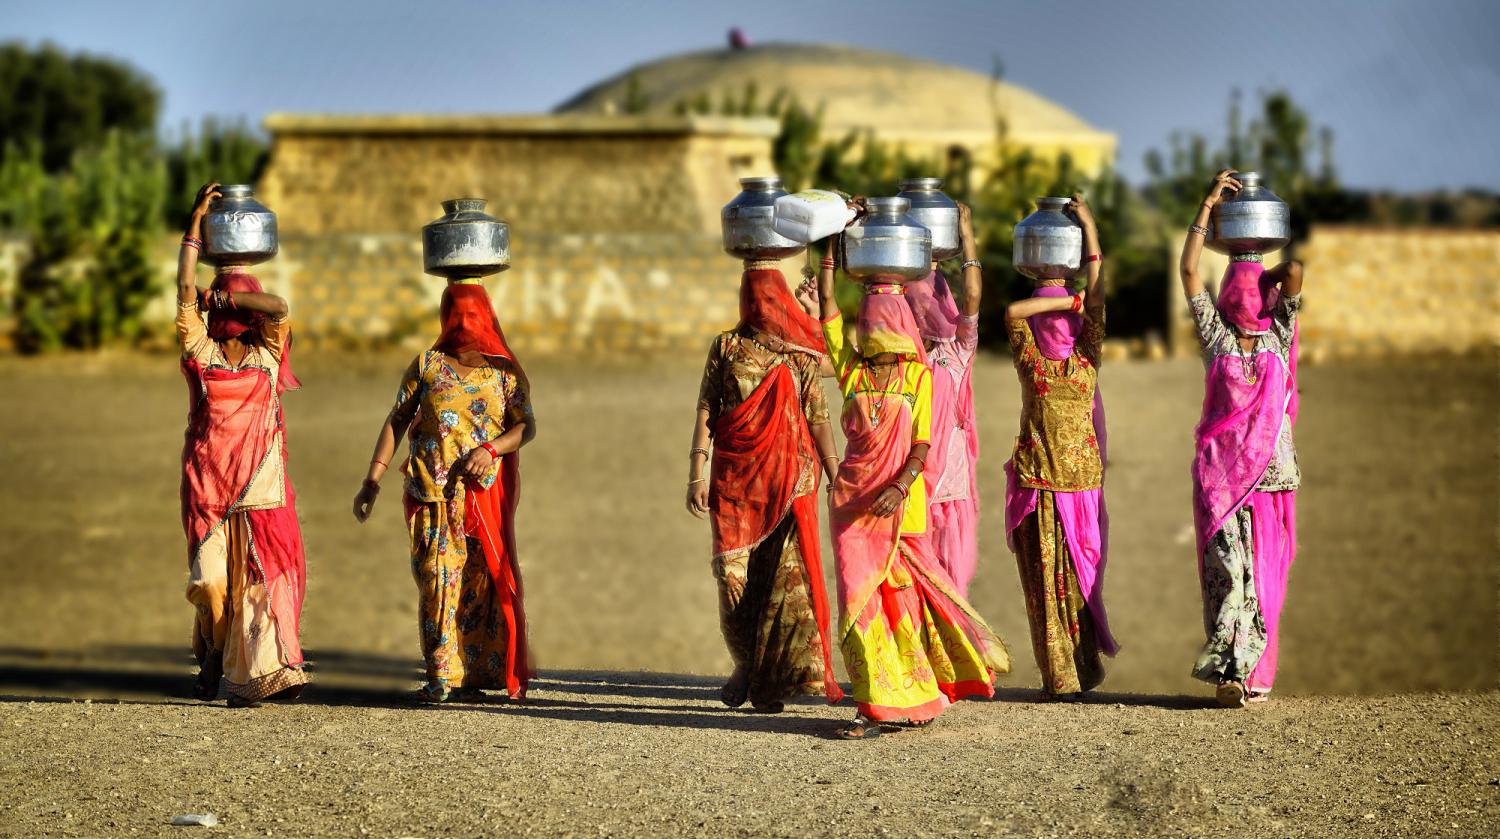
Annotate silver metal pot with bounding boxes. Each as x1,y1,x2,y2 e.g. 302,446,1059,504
422,198,511,279
1207,171,1290,255
202,185,277,267
843,197,932,282
1013,197,1082,280
722,176,805,259
896,177,960,261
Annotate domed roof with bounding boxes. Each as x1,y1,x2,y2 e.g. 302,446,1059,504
555,42,1110,144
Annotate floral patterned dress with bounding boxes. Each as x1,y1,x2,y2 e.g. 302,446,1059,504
697,331,831,705
392,350,534,699
1006,316,1107,695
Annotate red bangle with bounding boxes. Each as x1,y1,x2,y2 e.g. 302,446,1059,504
481,443,500,459
1071,294,1084,313
1084,253,1102,263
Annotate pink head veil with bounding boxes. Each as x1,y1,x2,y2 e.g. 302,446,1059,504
905,268,960,342
1216,260,1280,335
856,283,927,364
1027,285,1083,361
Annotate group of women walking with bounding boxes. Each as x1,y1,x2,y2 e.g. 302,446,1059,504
171,170,1304,733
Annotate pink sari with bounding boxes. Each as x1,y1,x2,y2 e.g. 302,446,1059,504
830,290,1009,722
908,269,981,594
180,355,306,670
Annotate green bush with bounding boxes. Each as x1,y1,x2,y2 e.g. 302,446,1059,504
1,132,165,352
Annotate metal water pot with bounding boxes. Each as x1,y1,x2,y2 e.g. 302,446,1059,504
722,176,805,259
1208,171,1290,255
422,198,511,279
202,185,278,266
842,197,932,281
1013,197,1082,280
896,178,960,260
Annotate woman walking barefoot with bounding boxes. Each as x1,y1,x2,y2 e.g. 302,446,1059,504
817,239,1009,740
1003,193,1119,701
687,259,844,713
176,183,310,708
905,203,984,595
352,278,535,703
1180,169,1304,708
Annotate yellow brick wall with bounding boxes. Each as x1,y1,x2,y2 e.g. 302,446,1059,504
1167,226,1500,358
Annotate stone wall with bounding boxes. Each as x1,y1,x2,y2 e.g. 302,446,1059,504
1167,225,1500,358
273,231,784,354
257,114,780,238
0,230,806,356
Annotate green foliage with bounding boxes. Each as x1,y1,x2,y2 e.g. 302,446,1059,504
0,41,160,172
162,116,267,227
1,132,166,353
1143,89,1339,243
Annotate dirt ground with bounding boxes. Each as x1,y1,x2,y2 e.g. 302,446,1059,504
0,350,1496,837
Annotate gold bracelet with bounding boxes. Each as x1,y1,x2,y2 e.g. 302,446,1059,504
690,447,710,459
688,477,707,485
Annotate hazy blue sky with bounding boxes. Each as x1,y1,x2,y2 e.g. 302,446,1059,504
7,0,1497,191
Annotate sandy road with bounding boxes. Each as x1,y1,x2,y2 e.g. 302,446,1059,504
0,351,1496,836
1,682,1496,837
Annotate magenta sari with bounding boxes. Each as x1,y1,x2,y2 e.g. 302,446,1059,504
1190,260,1300,693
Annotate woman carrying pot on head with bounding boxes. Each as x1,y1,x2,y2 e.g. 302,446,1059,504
352,278,536,704
1003,193,1119,701
686,256,844,714
816,233,1010,740
176,182,310,707
1180,169,1304,708
904,202,983,596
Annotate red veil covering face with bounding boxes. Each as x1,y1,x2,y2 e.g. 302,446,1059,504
180,269,305,666
709,268,842,703
421,281,533,697
738,266,826,356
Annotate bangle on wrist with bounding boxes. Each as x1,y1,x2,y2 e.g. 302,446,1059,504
688,477,706,485
690,446,710,459
1071,294,1084,313
480,442,500,459
1084,253,1102,264
1188,224,1209,237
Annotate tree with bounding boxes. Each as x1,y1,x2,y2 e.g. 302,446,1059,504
162,116,267,227
0,41,160,172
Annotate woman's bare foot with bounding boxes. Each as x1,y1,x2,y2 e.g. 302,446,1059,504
720,668,749,708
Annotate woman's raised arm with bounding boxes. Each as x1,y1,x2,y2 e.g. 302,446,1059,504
1179,169,1241,300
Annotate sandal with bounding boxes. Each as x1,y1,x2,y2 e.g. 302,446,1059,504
226,694,261,709
193,651,223,701
748,701,784,714
906,717,935,729
449,688,486,704
1247,690,1270,704
1216,680,1247,709
834,716,881,740
410,686,449,705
